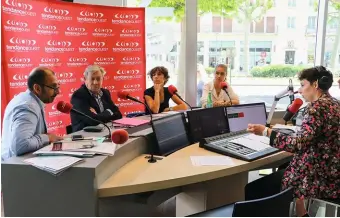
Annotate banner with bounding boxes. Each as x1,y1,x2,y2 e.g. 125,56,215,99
1,0,146,135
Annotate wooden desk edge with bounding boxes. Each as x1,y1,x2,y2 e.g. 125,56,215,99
98,151,292,197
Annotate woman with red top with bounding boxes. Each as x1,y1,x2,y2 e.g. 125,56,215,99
247,66,340,216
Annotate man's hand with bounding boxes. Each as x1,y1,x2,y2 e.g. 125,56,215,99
90,107,97,114
47,134,63,143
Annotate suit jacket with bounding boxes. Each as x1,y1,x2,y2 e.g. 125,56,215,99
70,84,122,132
1,90,50,160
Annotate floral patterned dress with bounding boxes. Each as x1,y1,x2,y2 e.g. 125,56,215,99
270,93,340,199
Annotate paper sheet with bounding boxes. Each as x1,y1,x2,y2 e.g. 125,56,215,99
24,156,83,175
113,117,150,126
190,156,234,166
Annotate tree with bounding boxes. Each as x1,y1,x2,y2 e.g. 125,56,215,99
224,0,273,74
139,0,238,95
326,0,340,71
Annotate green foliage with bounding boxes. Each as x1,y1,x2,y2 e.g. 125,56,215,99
139,0,239,22
224,0,273,23
205,67,215,74
250,65,306,77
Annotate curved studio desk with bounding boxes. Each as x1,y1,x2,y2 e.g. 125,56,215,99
1,110,292,217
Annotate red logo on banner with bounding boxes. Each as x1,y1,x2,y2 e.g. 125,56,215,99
1,0,146,135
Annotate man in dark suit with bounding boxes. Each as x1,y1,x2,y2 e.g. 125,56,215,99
71,65,122,132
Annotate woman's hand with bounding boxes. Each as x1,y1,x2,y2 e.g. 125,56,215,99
247,124,266,136
154,84,162,92
213,101,224,107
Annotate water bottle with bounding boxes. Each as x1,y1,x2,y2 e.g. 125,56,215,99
206,91,213,108
295,110,304,128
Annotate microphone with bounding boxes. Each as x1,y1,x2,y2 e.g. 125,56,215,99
275,82,294,100
56,101,111,141
220,82,233,106
117,91,153,120
111,129,129,144
283,98,303,122
168,85,192,110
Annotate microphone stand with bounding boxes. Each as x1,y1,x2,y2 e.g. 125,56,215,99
174,93,192,110
71,108,111,142
222,89,233,106
265,92,293,128
127,96,157,163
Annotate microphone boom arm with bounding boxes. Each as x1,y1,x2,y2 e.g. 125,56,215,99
71,108,111,141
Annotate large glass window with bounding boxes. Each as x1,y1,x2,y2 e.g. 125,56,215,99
323,0,340,99
196,0,318,109
127,0,184,90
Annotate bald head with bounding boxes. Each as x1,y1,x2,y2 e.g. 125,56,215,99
27,67,59,104
27,67,55,91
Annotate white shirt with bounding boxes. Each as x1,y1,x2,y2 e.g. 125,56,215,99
200,80,239,108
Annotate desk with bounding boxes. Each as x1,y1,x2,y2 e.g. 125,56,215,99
1,110,291,216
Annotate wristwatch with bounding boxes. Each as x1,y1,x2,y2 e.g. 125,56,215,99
169,107,173,111
262,127,269,137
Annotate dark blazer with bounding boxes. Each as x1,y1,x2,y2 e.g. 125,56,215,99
70,84,122,132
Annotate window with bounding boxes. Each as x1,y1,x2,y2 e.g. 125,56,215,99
308,16,316,29
288,0,296,7
266,17,275,33
197,0,318,108
287,17,296,29
212,16,221,32
223,18,232,33
255,19,264,33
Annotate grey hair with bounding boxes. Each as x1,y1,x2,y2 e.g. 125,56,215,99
215,64,228,73
83,65,106,78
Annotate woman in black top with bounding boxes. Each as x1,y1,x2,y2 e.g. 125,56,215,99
144,66,187,114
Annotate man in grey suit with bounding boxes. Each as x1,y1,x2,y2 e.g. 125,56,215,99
1,67,63,160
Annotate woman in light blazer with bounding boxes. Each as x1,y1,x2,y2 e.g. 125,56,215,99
200,64,239,108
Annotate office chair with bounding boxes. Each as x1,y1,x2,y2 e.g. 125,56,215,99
245,169,285,201
189,187,293,217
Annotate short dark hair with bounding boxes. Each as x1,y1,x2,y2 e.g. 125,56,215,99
27,67,54,91
149,66,170,84
298,66,333,91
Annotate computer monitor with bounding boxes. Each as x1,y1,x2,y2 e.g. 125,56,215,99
187,107,229,143
226,103,267,132
151,113,191,156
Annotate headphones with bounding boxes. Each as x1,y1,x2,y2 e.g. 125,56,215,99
315,66,333,90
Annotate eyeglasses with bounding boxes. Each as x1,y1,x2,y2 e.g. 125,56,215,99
40,84,60,92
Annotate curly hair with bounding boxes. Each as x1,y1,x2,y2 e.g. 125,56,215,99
298,66,333,91
148,66,170,84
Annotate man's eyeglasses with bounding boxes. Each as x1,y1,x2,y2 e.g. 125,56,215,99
40,84,60,92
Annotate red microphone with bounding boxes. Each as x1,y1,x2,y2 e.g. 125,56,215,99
111,129,129,144
117,90,153,119
56,101,72,114
220,82,233,105
167,85,192,110
220,82,228,90
283,98,303,122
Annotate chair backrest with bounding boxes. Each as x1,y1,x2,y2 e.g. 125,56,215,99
66,125,73,134
232,187,293,217
245,169,285,201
